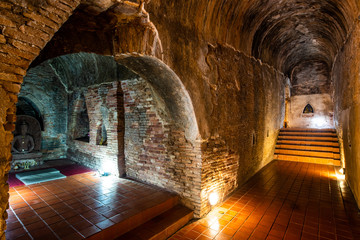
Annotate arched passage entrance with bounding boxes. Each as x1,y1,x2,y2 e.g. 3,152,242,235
0,0,199,236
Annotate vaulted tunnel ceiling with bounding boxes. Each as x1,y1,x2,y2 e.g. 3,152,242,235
31,0,359,96
148,0,359,95
234,0,357,95
246,0,355,77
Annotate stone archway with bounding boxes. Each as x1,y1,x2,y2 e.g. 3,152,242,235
0,0,166,237
0,1,81,236
20,52,201,215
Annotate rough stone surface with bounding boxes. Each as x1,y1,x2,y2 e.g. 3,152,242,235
1,0,360,238
122,77,202,215
19,63,68,160
332,21,360,209
198,44,285,214
0,0,80,237
68,81,125,176
288,94,334,129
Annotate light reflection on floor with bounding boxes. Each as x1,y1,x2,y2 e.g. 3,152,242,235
170,161,360,240
6,171,177,239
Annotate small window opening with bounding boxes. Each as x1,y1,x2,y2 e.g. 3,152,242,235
303,104,314,114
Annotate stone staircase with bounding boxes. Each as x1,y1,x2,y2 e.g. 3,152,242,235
274,128,341,166
87,194,193,240
116,205,193,240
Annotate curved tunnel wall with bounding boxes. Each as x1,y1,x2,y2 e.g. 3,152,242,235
12,1,289,215
20,63,68,160
26,53,203,215
332,20,360,209
1,1,360,234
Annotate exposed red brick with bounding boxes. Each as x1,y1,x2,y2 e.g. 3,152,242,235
0,10,27,26
0,73,23,83
0,2,13,9
8,39,41,56
7,93,18,103
40,10,64,25
6,114,16,123
0,62,26,76
58,0,80,9
23,11,59,30
40,5,69,21
47,1,74,13
4,122,15,132
26,20,56,36
19,24,51,42
0,35,6,44
0,53,29,69
0,16,16,27
0,44,37,61
3,27,46,48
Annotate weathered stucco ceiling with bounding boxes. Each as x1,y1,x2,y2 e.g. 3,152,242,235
148,0,358,95
30,0,359,96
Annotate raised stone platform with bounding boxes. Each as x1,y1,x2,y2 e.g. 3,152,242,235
11,152,43,170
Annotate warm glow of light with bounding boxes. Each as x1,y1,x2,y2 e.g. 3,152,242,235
311,117,327,128
340,180,346,188
209,219,220,231
209,192,219,206
335,167,345,181
100,157,117,176
336,173,345,181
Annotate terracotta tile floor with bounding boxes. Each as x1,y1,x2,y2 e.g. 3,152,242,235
6,171,176,240
171,161,360,240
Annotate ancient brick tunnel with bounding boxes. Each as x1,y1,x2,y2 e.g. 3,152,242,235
1,0,360,238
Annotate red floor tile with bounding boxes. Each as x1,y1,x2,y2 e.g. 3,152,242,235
172,161,360,240
6,170,179,239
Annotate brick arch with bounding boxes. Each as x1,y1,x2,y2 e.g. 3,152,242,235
0,1,199,235
0,1,82,237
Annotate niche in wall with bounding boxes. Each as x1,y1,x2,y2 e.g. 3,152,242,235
73,95,90,142
96,124,107,146
303,104,314,114
16,97,44,131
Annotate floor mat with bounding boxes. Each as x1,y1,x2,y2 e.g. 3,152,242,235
8,164,94,187
15,168,66,185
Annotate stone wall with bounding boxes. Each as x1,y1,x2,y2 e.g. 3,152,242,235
288,94,334,129
20,63,68,160
67,81,125,176
122,77,202,216
290,61,331,95
198,45,286,215
332,21,360,209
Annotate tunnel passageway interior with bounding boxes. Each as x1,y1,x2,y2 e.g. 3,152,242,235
1,0,360,239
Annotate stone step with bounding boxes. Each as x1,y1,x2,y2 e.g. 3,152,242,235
274,154,341,166
116,205,193,240
275,128,341,166
87,193,179,240
279,131,337,137
278,135,338,142
280,128,336,133
276,144,340,153
274,149,340,159
277,140,339,147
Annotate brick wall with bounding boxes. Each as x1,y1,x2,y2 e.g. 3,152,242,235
198,45,286,216
19,63,68,160
67,81,125,176
122,78,203,216
0,1,81,237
